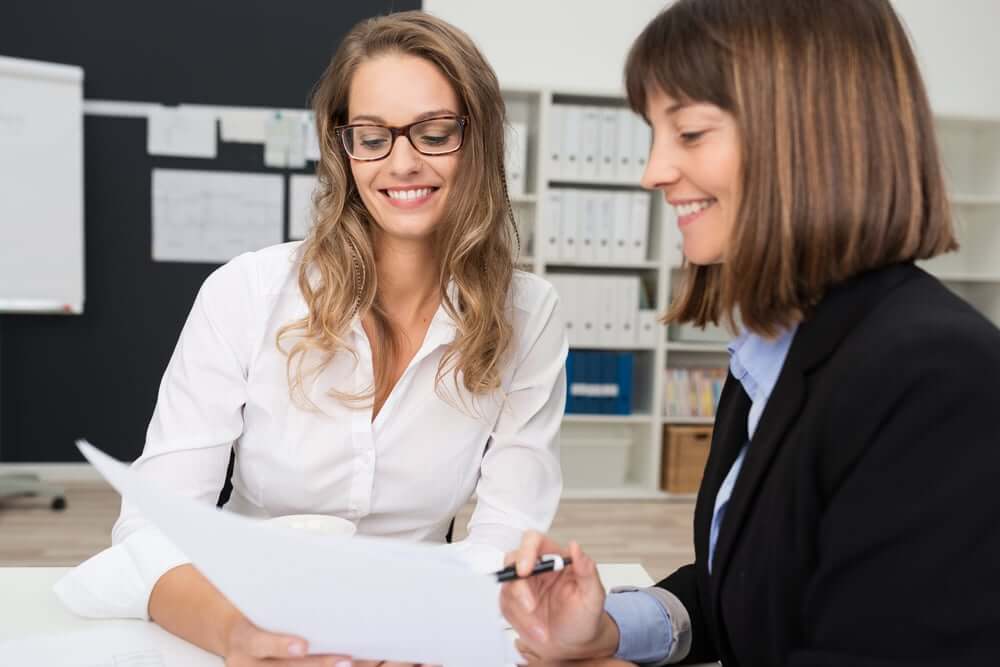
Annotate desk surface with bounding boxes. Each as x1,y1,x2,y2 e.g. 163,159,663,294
0,563,655,645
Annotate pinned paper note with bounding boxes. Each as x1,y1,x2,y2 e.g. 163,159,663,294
288,174,319,240
147,107,217,158
152,169,283,263
264,112,307,168
219,109,269,144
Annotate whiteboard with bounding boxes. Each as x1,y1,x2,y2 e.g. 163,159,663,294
0,56,84,314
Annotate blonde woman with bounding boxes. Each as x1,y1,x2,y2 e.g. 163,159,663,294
57,11,566,665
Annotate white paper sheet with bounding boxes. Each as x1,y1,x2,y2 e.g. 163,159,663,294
288,174,319,240
152,169,284,263
219,109,269,144
147,107,217,159
264,112,307,169
0,623,221,667
76,442,508,666
304,113,322,162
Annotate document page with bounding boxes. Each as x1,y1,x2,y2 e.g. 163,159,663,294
76,441,508,666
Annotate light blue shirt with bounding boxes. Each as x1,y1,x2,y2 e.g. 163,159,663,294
605,326,797,663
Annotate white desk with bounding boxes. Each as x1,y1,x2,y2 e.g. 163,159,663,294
0,564,660,664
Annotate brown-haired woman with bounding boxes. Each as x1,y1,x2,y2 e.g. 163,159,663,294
55,10,566,665
501,1,1000,665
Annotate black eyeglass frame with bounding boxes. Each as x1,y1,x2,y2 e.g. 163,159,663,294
333,115,469,161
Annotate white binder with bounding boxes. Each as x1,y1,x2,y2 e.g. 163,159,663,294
579,274,599,346
547,105,564,181
561,189,580,261
630,192,651,262
616,108,635,184
616,275,640,346
544,190,564,261
631,114,652,182
580,107,601,180
599,108,619,182
505,121,528,197
596,192,615,264
578,191,598,263
597,276,618,347
612,192,633,263
562,105,583,181
548,273,579,347
637,309,659,347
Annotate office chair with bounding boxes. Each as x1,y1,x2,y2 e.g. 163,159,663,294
0,473,67,510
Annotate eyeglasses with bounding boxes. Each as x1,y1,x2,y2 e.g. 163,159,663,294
334,116,469,161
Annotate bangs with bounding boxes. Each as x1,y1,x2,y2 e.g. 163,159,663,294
624,0,735,119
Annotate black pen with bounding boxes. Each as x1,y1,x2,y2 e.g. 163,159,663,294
494,554,573,583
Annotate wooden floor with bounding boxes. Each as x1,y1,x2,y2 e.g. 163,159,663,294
0,481,696,581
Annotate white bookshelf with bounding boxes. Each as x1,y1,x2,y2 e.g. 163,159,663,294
503,86,716,500
919,114,1000,326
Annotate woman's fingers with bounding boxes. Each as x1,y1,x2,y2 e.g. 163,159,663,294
513,531,570,577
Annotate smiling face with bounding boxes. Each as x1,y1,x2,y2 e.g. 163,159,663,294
346,53,463,245
640,86,741,266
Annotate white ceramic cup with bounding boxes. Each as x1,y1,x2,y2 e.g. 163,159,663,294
267,514,357,537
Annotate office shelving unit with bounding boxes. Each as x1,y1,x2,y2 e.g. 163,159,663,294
918,115,1000,325
503,86,704,499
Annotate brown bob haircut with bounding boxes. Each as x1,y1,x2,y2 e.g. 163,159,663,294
626,0,957,336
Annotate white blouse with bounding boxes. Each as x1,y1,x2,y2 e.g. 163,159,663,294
55,242,567,620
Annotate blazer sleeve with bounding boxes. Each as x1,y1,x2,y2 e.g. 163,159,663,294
655,564,718,665
790,321,1000,666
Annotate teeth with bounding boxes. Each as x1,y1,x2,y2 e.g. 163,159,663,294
675,199,714,217
386,187,432,201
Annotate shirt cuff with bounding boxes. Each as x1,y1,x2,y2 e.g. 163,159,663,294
605,585,692,665
54,526,190,621
604,589,674,664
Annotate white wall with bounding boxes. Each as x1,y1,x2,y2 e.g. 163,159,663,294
424,0,1000,117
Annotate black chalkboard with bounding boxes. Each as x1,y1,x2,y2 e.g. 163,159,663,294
0,0,420,462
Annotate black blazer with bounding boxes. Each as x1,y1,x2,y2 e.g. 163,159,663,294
659,263,1000,667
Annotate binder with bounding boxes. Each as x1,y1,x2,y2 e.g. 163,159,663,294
597,276,618,347
578,191,598,263
580,106,601,180
630,192,651,262
547,105,564,181
637,309,658,347
662,203,684,268
548,273,578,347
596,192,614,264
616,108,634,184
599,108,619,181
578,274,598,346
631,113,652,182
505,121,528,197
560,189,580,262
544,190,564,261
616,275,640,346
611,192,632,263
562,105,583,181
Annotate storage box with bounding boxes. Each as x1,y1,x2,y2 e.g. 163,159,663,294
660,425,713,494
562,436,632,488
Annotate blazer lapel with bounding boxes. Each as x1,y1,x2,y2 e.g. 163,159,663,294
694,375,751,565
707,262,922,608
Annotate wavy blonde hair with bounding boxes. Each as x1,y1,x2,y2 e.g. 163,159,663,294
278,10,518,407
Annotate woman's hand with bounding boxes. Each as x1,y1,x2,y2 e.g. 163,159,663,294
223,614,351,666
499,532,620,662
